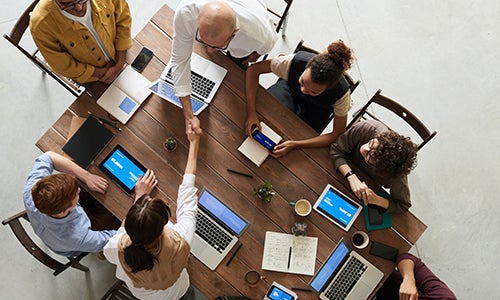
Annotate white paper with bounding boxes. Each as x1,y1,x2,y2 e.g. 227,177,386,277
238,122,282,167
262,231,318,276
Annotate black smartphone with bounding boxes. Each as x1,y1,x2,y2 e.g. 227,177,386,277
252,128,276,150
369,241,398,262
367,204,383,225
131,47,154,72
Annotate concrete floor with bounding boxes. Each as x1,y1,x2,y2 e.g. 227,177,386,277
1,0,498,299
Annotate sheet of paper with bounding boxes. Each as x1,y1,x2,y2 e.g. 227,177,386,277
238,122,282,167
262,231,318,276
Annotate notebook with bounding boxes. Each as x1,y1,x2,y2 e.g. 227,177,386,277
97,66,152,124
190,189,249,271
62,116,114,168
309,239,384,300
238,122,282,167
154,53,227,115
313,184,362,232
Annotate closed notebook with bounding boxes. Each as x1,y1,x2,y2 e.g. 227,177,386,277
62,116,115,168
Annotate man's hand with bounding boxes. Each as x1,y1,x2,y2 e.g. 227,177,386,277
185,116,202,135
270,140,297,158
84,173,109,194
245,112,260,135
187,125,201,144
134,170,158,200
399,276,419,300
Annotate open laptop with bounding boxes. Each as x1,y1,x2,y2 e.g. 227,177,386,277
191,189,249,270
309,239,383,300
153,53,227,115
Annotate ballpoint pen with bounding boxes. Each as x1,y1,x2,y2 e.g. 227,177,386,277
88,112,122,131
225,243,243,266
227,169,253,178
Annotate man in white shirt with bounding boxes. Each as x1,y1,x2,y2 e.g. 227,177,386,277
171,0,278,135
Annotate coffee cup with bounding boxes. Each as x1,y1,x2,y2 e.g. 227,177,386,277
245,270,261,285
351,231,369,249
291,199,312,217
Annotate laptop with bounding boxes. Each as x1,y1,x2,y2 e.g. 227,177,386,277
152,53,227,115
313,184,362,231
191,189,249,270
309,239,384,300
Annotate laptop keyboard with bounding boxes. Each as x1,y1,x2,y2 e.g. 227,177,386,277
323,256,368,300
195,212,232,253
164,68,216,100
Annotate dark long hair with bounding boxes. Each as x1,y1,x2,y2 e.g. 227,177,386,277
123,195,171,273
305,40,354,88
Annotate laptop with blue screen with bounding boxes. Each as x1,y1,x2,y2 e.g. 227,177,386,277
309,239,383,300
191,189,248,270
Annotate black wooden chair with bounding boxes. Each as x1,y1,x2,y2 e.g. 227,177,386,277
100,280,138,300
2,210,89,276
267,0,293,37
347,89,437,151
4,0,85,97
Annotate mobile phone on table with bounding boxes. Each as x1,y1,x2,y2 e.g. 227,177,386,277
252,128,276,150
369,241,398,262
131,47,154,72
367,204,383,225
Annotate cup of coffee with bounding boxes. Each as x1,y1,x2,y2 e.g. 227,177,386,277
290,199,312,217
351,231,369,249
245,270,261,285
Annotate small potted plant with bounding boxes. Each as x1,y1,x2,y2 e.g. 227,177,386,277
291,222,308,236
164,137,177,151
253,181,275,203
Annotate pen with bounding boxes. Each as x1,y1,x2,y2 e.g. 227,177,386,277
227,168,253,178
226,243,243,266
287,246,292,269
291,287,312,292
88,112,122,131
84,90,92,98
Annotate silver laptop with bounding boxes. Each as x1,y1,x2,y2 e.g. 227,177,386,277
191,189,249,271
156,53,227,115
309,239,383,300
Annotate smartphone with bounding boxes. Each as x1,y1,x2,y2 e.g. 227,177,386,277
369,241,398,262
266,283,296,300
367,204,383,225
131,47,154,72
252,128,276,150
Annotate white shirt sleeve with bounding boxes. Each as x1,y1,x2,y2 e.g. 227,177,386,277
333,90,352,117
269,54,294,81
168,174,198,245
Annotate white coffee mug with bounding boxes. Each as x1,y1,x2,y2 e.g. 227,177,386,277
293,199,312,217
351,231,369,249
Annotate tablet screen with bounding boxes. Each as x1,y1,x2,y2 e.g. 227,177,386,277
98,145,146,194
313,184,361,231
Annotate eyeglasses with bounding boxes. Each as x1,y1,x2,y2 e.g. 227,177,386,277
365,139,377,165
56,0,89,11
195,28,235,51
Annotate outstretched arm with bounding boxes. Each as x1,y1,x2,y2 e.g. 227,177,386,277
185,127,200,175
46,151,108,194
245,60,273,135
398,258,419,300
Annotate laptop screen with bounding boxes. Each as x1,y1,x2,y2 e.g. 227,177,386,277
313,184,361,230
199,189,248,235
309,240,350,293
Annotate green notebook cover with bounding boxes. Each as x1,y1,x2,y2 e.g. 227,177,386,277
363,190,392,231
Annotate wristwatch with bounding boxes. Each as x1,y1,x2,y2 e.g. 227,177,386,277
344,170,355,179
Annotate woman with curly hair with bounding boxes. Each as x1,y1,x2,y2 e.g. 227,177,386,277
330,120,418,213
245,40,354,157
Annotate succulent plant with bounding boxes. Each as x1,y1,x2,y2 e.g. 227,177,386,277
253,181,275,203
164,137,177,151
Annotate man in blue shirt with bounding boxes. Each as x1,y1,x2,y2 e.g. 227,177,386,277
23,151,119,257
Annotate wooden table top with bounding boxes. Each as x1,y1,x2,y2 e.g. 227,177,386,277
36,5,426,299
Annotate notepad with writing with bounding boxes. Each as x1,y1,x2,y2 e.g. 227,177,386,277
238,122,282,167
97,66,151,124
262,231,318,276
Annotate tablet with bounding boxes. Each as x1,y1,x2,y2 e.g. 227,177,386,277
313,184,362,231
98,145,147,194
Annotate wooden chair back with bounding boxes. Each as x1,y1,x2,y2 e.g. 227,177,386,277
4,0,84,97
347,89,437,151
266,0,293,36
2,210,89,276
100,280,138,300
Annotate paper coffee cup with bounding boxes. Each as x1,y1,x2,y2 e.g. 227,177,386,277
351,231,369,249
294,199,312,217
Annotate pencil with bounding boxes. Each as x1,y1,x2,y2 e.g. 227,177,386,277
227,169,253,178
225,243,243,266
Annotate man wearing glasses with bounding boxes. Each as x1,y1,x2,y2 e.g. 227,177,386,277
330,120,418,213
171,0,278,135
30,0,132,83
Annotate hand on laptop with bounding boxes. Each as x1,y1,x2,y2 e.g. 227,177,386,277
134,170,158,200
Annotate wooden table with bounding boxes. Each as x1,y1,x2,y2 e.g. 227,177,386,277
36,5,426,299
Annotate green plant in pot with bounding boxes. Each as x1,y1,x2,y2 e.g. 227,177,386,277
164,137,177,151
253,181,275,203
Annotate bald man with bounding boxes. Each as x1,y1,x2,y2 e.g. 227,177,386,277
171,0,278,135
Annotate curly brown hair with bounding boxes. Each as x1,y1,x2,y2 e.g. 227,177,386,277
31,173,79,215
371,131,418,177
305,40,354,88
